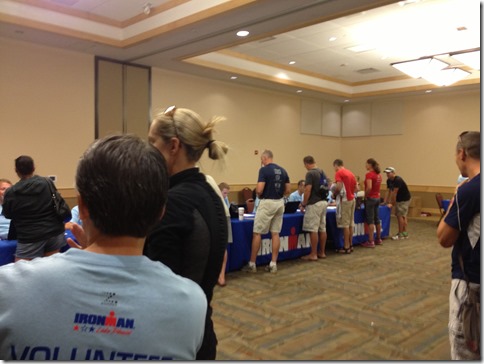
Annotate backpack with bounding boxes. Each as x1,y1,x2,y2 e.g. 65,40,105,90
318,170,329,200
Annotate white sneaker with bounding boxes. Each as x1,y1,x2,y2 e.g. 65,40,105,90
391,234,402,240
265,264,277,273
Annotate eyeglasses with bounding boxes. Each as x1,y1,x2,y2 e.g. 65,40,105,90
164,105,179,139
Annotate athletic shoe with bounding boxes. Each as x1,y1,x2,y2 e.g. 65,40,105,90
241,263,257,273
361,241,375,248
401,232,409,239
391,234,402,240
375,239,383,245
265,264,277,273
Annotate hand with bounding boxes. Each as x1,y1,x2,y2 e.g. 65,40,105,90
66,222,88,249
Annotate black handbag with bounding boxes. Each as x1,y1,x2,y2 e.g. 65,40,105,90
45,178,72,222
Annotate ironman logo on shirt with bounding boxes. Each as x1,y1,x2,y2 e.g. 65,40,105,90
73,310,135,336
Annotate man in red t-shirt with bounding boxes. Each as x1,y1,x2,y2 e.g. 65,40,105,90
332,159,357,254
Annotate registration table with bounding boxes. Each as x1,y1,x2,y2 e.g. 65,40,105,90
226,205,390,272
1,209,390,270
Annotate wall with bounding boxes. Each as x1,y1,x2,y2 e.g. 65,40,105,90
340,90,480,186
0,37,94,189
0,38,480,212
151,68,341,186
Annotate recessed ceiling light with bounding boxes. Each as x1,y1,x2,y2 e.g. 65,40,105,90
236,30,249,37
329,36,337,42
425,90,432,93
296,90,303,93
289,61,296,65
344,99,350,103
230,76,238,80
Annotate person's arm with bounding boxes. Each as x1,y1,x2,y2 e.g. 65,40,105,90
284,182,291,197
301,184,312,211
255,181,265,198
333,181,343,197
387,188,398,207
437,211,459,248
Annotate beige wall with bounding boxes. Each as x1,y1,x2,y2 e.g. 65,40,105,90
0,37,480,198
0,37,94,187
341,90,480,187
151,68,341,185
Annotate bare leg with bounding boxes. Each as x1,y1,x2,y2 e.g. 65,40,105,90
402,216,408,233
318,231,327,258
302,231,318,260
375,224,382,240
250,233,262,263
397,215,405,234
218,250,228,286
368,223,375,243
270,232,280,263
343,227,351,250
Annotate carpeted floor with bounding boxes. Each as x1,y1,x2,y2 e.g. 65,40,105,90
212,216,452,360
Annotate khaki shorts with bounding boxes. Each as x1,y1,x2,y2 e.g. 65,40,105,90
337,199,355,228
448,279,481,360
396,199,411,217
253,198,285,235
303,200,328,233
16,232,66,259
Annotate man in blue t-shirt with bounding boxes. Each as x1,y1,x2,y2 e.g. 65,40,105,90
242,150,290,273
437,131,480,360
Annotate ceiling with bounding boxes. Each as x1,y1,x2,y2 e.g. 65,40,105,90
0,0,480,103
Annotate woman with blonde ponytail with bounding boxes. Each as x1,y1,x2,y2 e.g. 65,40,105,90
144,106,229,360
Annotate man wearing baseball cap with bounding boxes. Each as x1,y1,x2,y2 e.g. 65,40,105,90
383,167,411,240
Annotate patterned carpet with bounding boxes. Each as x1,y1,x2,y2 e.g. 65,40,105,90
212,217,452,360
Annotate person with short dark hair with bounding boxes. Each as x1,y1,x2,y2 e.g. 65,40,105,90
0,134,207,360
3,156,67,260
300,156,329,260
332,159,358,254
383,166,411,240
437,131,480,360
288,179,305,203
242,150,290,273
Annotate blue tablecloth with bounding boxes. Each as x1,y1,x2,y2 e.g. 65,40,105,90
226,205,390,272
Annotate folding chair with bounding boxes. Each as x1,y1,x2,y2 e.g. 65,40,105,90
435,193,445,226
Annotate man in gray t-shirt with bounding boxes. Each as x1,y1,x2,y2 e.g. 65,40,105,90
0,135,207,360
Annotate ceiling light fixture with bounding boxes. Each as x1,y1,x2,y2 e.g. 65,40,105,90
391,48,478,86
451,49,480,70
289,61,296,65
143,3,152,15
392,57,448,79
